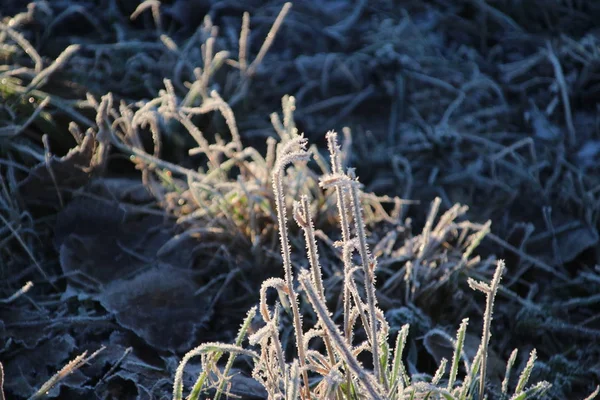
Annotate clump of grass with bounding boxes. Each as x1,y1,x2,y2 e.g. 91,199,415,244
171,131,571,399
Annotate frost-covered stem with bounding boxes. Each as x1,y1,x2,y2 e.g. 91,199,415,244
390,324,410,394
468,260,505,400
259,279,287,374
326,131,352,342
501,349,518,397
325,132,367,395
272,138,311,397
25,44,80,94
247,2,292,77
295,197,337,369
299,271,384,400
342,242,364,398
342,241,369,344
546,42,576,146
238,12,250,73
515,349,537,395
30,347,104,400
214,307,257,400
326,132,351,243
173,343,258,400
297,196,325,299
448,318,469,391
286,361,301,400
348,168,382,385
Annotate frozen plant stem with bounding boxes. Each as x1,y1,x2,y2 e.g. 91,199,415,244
546,42,576,147
247,2,292,77
299,271,384,400
323,131,362,397
325,131,352,339
447,318,469,391
29,347,104,400
295,196,325,299
294,196,337,369
348,168,383,387
468,260,505,400
272,136,311,398
213,307,257,400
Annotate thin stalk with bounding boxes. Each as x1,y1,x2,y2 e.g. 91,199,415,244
326,131,354,397
468,260,505,400
272,137,311,398
348,168,383,387
295,197,337,369
299,271,384,400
